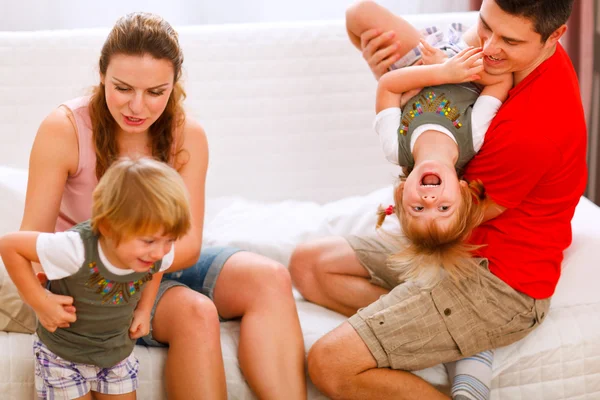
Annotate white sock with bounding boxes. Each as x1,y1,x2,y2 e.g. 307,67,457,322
445,350,494,400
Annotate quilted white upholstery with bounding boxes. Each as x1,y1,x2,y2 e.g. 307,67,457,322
1,10,599,400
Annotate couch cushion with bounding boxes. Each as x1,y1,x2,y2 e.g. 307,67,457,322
0,167,36,333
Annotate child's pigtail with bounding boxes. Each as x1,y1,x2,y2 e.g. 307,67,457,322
468,179,487,202
376,204,395,229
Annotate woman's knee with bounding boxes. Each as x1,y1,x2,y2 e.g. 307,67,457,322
256,259,293,298
153,287,220,341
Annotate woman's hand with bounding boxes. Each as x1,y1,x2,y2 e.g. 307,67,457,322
360,29,401,80
441,46,484,84
34,291,77,332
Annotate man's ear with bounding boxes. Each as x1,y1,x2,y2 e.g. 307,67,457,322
545,24,567,47
459,179,468,188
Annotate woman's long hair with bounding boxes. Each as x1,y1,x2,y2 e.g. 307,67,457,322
89,12,186,179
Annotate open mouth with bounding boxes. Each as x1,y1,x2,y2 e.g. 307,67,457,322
421,173,441,186
486,55,502,62
123,115,146,125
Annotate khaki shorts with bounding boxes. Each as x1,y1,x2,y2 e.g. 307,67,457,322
345,235,551,371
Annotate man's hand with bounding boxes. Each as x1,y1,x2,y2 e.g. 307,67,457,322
34,290,77,332
129,308,151,340
441,46,484,84
360,29,401,80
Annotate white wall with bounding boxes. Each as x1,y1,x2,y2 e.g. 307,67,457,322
0,0,469,31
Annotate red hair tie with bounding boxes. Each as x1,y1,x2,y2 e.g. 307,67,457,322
385,205,394,215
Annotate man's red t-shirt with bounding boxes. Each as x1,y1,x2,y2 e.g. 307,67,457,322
464,44,588,299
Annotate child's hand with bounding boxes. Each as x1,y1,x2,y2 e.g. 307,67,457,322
442,46,484,84
419,39,447,65
35,290,77,332
400,87,422,108
129,309,151,340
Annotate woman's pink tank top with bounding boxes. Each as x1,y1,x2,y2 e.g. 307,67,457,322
55,96,98,232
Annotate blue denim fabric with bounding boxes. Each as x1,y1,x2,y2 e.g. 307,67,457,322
136,246,243,347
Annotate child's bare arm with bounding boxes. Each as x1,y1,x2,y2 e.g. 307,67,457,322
419,39,448,65
377,47,484,112
0,232,46,306
0,232,76,331
479,72,513,102
130,271,163,339
135,271,162,315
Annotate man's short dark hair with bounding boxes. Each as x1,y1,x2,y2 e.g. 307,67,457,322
494,0,574,42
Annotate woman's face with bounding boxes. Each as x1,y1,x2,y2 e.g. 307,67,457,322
102,53,175,136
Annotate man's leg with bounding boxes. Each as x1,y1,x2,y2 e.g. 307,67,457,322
308,322,449,400
289,236,390,316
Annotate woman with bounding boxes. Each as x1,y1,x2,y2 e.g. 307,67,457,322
22,12,306,400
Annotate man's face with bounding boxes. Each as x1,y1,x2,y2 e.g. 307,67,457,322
476,0,555,82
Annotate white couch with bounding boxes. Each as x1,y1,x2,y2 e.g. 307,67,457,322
1,11,600,400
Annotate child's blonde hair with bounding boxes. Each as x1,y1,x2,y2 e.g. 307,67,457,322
377,179,488,287
91,157,191,243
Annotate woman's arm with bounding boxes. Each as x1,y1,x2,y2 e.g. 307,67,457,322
166,116,208,272
376,47,484,112
21,108,79,232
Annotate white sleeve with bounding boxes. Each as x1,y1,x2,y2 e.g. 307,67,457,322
471,95,503,152
373,108,401,165
158,244,175,272
36,232,85,280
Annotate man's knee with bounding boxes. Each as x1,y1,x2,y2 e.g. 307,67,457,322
289,242,320,294
307,337,349,399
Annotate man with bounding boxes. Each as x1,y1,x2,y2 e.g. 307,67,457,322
289,0,587,398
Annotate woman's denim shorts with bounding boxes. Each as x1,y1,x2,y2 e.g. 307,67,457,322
137,246,243,347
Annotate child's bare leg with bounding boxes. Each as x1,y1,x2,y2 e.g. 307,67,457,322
93,391,136,399
346,0,422,57
72,393,93,400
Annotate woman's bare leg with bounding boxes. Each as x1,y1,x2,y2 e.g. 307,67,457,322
289,236,389,317
212,252,306,400
152,287,226,400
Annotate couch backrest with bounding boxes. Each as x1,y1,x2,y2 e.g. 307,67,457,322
0,12,477,203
